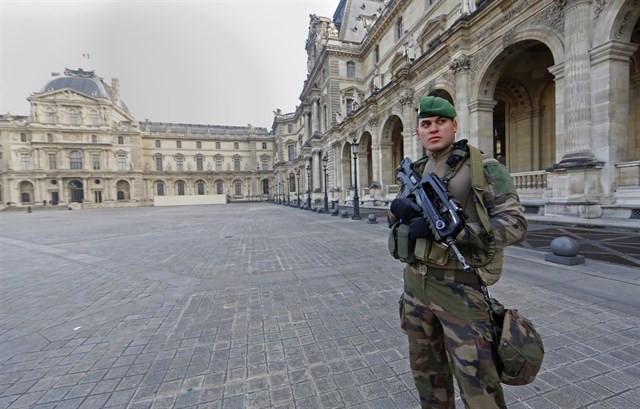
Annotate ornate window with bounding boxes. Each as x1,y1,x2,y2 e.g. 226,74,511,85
346,98,354,114
234,180,242,196
155,156,163,171
89,110,100,126
20,133,27,142
196,156,203,171
215,156,223,172
45,108,56,124
288,144,295,161
92,153,101,170
48,153,57,170
261,157,269,171
233,157,241,171
117,135,124,145
68,109,80,125
177,180,185,196
70,151,83,169
21,154,30,170
176,156,184,171
262,142,267,149
196,180,205,195
216,180,224,194
118,154,127,171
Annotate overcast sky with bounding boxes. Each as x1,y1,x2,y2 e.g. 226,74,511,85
0,0,338,129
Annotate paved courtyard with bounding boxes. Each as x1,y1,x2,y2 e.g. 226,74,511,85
0,204,639,409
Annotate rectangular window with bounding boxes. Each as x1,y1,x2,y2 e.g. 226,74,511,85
176,140,182,148
21,154,30,170
92,154,100,170
287,124,293,133
176,157,184,171
374,44,380,63
347,61,355,78
346,98,354,114
48,154,57,170
262,159,269,171
262,142,267,149
288,145,295,161
20,133,27,142
47,133,53,142
234,158,240,171
215,158,223,172
196,141,202,149
156,157,163,171
118,155,126,171
196,157,203,171
234,142,239,149
215,141,221,149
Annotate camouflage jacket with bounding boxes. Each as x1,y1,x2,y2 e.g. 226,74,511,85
389,143,527,268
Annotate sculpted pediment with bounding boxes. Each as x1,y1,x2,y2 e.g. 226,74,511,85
420,15,447,49
33,89,101,105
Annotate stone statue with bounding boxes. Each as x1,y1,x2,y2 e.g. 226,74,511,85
404,33,417,61
462,0,477,15
336,110,343,124
373,66,382,91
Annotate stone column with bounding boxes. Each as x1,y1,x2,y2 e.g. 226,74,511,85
468,99,497,154
311,99,319,137
561,0,595,163
590,40,638,202
451,55,472,143
83,177,90,203
58,178,66,203
548,63,566,164
312,149,321,191
400,89,417,159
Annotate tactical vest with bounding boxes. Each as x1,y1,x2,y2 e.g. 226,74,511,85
389,140,503,285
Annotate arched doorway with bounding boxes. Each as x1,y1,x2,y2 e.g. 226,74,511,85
116,180,130,201
380,116,404,184
261,179,269,195
19,181,34,204
341,142,353,191
195,180,206,195
155,180,165,196
175,180,185,196
478,40,556,172
68,180,83,203
215,180,224,195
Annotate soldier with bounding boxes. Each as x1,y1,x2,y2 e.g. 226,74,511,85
388,96,527,408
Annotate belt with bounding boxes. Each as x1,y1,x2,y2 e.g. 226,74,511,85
425,267,481,285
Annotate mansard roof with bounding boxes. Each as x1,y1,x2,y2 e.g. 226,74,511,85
39,68,131,114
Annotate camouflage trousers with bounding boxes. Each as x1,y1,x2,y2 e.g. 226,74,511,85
400,264,506,409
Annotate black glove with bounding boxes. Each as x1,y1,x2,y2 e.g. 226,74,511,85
390,198,422,222
408,217,436,240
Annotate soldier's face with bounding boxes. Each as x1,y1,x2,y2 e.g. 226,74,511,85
416,116,457,153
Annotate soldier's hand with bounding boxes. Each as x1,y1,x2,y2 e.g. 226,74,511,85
408,217,435,240
390,198,421,222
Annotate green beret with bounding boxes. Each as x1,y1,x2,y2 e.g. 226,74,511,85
418,96,457,119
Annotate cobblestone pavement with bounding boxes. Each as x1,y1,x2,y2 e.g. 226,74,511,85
0,204,639,409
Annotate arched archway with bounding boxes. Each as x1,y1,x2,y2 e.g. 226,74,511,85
215,179,224,195
475,40,556,172
175,180,186,196
154,180,165,196
380,115,404,184
195,179,206,195
628,18,640,161
19,181,34,204
116,180,130,201
68,179,83,203
341,142,353,192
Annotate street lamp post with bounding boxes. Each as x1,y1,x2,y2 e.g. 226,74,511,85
351,138,361,220
306,165,311,210
322,155,329,214
296,168,301,208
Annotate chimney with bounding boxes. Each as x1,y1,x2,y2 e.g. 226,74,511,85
111,78,120,105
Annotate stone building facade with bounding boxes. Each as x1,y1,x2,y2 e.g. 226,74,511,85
272,0,640,219
0,68,275,208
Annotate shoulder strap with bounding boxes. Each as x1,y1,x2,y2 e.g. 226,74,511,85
469,145,492,234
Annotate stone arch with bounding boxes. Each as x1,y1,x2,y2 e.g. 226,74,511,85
380,115,404,185
593,0,640,46
194,179,206,195
473,27,564,101
214,179,225,195
175,179,186,196
18,180,35,204
153,180,166,196
341,141,353,193
473,38,557,171
116,180,130,201
628,16,640,160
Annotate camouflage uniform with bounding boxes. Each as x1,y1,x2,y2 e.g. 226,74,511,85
391,144,527,408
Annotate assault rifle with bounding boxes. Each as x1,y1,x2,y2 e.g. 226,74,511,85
396,157,472,272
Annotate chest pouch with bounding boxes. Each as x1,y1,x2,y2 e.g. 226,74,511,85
388,222,416,264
